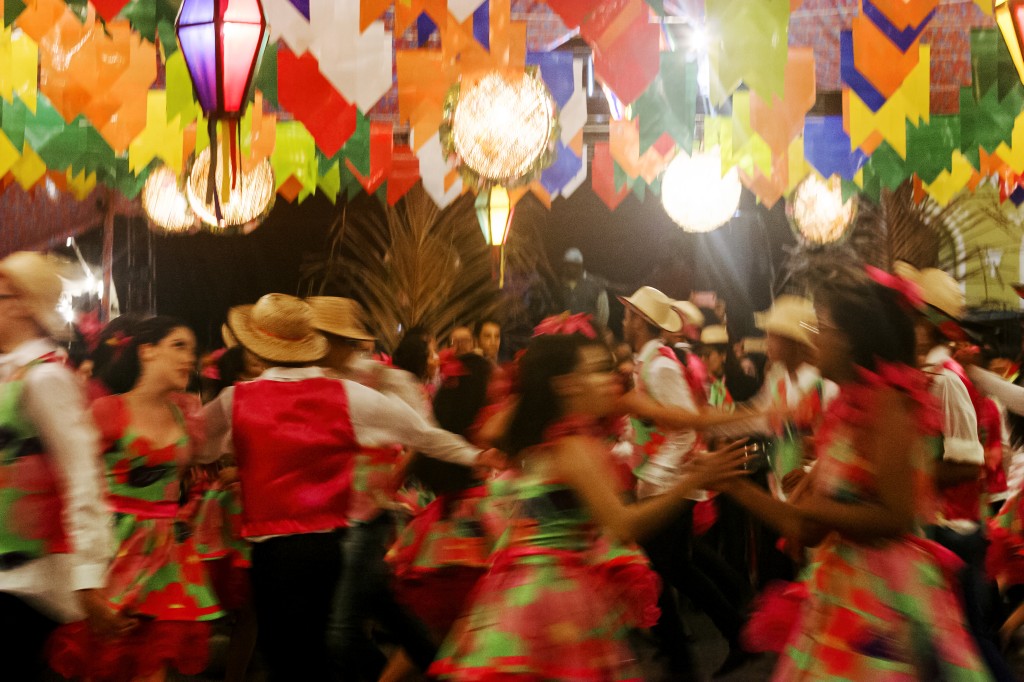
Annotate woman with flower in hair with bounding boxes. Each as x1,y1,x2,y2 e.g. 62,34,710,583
717,274,993,680
50,316,222,682
431,329,749,681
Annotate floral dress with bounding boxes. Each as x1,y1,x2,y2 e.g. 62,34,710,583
773,365,992,681
430,422,650,682
987,486,1024,588
49,395,222,681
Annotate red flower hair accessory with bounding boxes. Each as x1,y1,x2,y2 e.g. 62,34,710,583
865,265,924,311
532,312,597,339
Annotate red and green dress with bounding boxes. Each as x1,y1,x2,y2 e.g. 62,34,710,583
772,364,991,681
430,426,650,681
49,395,223,681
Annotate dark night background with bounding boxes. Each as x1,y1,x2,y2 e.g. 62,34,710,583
70,181,796,351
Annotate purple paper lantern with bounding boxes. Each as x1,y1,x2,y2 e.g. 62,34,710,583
175,0,268,118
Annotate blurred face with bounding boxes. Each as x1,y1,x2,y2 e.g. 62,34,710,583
477,322,501,361
562,345,621,416
563,262,583,281
0,274,34,348
914,320,935,367
699,347,727,378
426,338,439,381
450,327,474,355
765,333,810,369
140,326,197,391
812,306,851,383
242,349,268,380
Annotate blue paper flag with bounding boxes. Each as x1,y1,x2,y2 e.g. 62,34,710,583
541,141,581,195
527,51,574,108
840,31,887,113
803,116,869,180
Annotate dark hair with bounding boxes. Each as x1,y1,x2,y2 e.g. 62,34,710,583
94,315,192,394
815,280,916,372
474,319,501,338
408,353,494,495
392,326,434,381
500,334,598,457
215,346,248,392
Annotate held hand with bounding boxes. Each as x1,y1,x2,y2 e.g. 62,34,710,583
476,448,509,472
781,468,807,495
78,589,138,638
689,439,751,491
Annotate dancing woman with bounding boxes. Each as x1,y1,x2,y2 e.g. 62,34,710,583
431,333,748,681
718,277,993,681
51,317,222,682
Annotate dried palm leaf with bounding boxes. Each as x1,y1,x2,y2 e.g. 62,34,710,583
300,185,500,351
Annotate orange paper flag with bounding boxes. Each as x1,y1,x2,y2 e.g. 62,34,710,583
852,14,921,97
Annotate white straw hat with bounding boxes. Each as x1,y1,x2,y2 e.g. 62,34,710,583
227,294,329,364
700,325,729,346
672,300,706,329
618,286,683,333
0,251,67,340
894,261,964,320
755,295,817,347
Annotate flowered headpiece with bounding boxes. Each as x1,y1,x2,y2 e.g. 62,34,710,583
532,312,597,339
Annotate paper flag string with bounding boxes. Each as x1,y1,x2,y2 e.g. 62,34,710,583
707,0,791,104
310,0,393,112
750,47,815,161
904,114,959,183
277,46,357,157
271,120,318,200
921,150,973,205
0,27,37,112
609,118,675,185
633,51,698,154
592,141,630,210
417,131,462,208
846,44,930,158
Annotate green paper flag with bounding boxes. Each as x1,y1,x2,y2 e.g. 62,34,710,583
634,52,698,154
4,0,25,27
906,115,960,184
254,41,278,110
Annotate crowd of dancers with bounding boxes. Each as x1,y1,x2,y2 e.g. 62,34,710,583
3,247,1024,681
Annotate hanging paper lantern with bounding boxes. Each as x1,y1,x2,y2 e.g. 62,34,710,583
995,0,1024,84
175,0,267,117
786,175,856,245
186,148,275,230
176,0,268,224
660,148,741,233
442,70,559,188
141,166,198,233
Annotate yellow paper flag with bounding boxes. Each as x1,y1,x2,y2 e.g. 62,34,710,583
922,151,974,205
0,130,19,176
847,45,930,158
129,91,184,174
0,28,38,112
10,144,46,190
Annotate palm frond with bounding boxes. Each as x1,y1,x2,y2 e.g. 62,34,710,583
300,185,500,352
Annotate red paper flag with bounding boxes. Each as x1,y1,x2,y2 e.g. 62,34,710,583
592,142,630,211
277,47,357,157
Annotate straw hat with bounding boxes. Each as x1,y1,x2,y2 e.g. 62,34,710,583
305,296,375,341
221,323,238,349
0,251,67,340
700,325,729,346
894,261,964,320
672,300,706,329
226,294,329,363
755,295,817,347
618,286,683,333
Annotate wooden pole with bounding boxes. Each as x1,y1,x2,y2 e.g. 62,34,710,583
101,192,114,322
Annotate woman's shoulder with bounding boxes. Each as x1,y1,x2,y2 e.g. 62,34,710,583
91,394,129,445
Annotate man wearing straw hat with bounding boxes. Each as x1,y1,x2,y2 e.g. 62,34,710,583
895,263,1015,680
202,293,487,681
305,295,438,679
0,252,114,680
620,286,751,679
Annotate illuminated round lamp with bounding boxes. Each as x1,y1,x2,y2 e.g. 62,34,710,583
786,174,856,245
448,70,557,187
142,165,198,234
186,147,275,232
661,148,741,233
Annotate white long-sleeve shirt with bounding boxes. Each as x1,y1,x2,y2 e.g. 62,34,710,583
633,339,699,498
967,365,1024,417
924,346,984,466
201,366,480,466
0,338,113,621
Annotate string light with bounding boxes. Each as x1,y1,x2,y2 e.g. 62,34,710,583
788,174,856,244
186,148,275,229
661,147,741,233
451,71,556,186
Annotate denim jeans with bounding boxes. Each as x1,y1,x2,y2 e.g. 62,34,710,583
326,514,436,681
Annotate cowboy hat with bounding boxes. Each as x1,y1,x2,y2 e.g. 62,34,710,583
700,325,729,346
671,300,706,329
305,296,375,342
0,251,68,340
618,286,683,333
893,261,964,321
227,294,329,364
755,295,817,347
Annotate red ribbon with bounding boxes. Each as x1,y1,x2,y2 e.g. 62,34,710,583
108,495,178,519
533,312,597,339
865,265,925,310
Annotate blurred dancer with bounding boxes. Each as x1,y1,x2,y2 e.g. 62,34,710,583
0,252,112,681
719,273,992,680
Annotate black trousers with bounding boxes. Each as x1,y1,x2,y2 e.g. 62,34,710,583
250,531,345,682
0,591,59,681
641,508,753,672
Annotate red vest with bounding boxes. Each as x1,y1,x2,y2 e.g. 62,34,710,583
938,359,988,522
233,377,358,537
